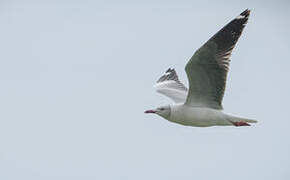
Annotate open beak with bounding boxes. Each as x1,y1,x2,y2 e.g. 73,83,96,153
144,110,156,114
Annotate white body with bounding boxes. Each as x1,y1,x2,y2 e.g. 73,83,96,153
167,104,231,127
149,10,257,127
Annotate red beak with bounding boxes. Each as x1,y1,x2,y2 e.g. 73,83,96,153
144,110,156,114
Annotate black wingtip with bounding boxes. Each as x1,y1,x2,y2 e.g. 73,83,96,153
240,9,251,18
232,9,250,26
166,68,175,73
157,68,178,83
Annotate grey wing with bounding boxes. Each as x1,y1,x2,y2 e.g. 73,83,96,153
185,9,250,109
154,68,188,103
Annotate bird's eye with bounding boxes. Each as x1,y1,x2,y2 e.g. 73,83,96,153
159,108,165,111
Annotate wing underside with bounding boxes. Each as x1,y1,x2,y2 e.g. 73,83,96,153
185,9,251,109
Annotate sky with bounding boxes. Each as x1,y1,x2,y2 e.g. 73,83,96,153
0,0,289,179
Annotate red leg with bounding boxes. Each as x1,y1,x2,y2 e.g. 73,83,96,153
231,121,250,126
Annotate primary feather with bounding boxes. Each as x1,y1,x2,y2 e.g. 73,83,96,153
154,68,188,103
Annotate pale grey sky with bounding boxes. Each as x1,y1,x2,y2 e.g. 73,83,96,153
0,0,289,179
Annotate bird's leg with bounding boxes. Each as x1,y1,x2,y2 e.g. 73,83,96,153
231,121,250,126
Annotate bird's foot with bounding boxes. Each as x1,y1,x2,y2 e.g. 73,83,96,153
231,121,250,127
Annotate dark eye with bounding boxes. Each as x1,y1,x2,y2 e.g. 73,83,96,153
159,108,165,111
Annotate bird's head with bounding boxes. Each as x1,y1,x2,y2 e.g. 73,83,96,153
144,105,171,119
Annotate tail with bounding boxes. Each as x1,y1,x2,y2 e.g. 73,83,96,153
227,115,258,126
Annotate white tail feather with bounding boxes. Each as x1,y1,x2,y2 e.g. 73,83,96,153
228,116,258,123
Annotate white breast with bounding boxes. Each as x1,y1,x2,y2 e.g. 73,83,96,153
169,105,231,127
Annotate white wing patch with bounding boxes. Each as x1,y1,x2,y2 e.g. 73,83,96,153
236,15,245,19
154,68,188,103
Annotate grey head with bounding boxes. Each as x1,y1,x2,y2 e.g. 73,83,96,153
144,105,171,119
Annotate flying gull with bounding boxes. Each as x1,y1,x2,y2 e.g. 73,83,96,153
145,9,257,127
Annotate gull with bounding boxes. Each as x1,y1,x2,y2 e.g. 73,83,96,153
145,9,257,127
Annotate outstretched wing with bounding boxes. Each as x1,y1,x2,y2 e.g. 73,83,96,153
185,9,250,109
154,68,188,103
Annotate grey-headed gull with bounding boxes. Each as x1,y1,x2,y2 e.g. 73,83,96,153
145,9,257,127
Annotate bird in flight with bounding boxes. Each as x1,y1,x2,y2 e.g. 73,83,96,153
145,9,257,127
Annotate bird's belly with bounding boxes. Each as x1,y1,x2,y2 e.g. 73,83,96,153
169,107,230,127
